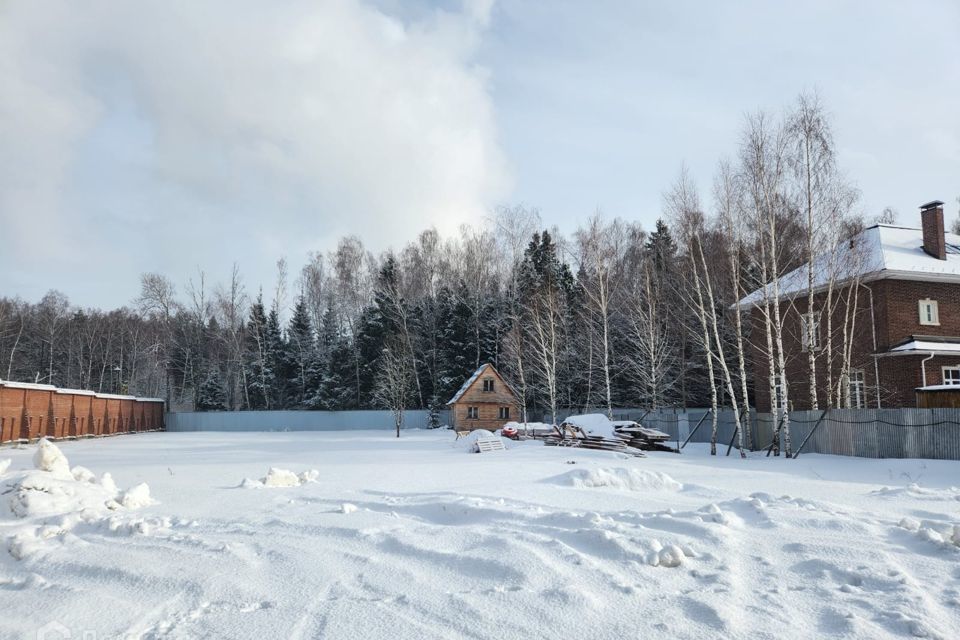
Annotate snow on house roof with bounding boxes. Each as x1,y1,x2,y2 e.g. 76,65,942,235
446,363,492,405
915,384,960,391
738,225,960,307
889,340,960,354
446,363,519,405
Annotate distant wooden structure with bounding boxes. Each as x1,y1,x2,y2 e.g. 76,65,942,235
0,380,165,444
915,385,960,408
446,363,519,432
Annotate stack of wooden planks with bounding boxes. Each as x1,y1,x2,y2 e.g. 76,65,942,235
610,421,677,453
543,425,646,457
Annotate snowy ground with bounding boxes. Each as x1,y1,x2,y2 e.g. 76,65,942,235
1,431,959,639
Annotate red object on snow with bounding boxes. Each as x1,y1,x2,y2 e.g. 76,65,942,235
501,426,518,440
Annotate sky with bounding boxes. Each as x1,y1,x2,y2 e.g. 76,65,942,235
1,0,958,310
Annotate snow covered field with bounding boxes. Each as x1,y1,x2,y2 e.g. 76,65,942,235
2,431,959,639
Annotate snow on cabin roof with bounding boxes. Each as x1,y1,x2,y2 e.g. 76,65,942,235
446,363,493,405
738,225,960,307
446,363,518,405
916,384,960,391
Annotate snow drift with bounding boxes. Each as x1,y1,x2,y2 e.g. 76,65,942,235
552,467,683,492
240,467,320,488
3,439,159,560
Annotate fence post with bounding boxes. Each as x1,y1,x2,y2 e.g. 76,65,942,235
725,415,741,457
791,410,829,459
681,409,711,449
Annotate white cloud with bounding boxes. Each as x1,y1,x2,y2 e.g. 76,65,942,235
0,0,509,305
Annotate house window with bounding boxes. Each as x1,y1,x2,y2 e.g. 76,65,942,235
467,406,479,419
772,374,787,411
849,369,866,408
800,312,820,351
941,366,960,386
498,406,510,420
482,378,495,392
919,299,939,326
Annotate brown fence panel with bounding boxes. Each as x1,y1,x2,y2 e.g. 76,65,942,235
120,398,135,433
0,386,25,442
51,392,75,439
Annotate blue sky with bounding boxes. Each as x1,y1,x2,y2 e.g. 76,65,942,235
1,0,958,309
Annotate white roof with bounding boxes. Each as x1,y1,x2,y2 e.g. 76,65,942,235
739,225,960,307
891,340,960,354
916,384,960,391
446,363,493,405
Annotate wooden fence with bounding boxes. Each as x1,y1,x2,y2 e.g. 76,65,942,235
0,380,165,443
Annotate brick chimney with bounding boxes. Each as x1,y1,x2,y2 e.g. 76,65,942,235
920,200,946,260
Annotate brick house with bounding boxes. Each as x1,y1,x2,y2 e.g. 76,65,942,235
741,200,960,411
446,363,519,431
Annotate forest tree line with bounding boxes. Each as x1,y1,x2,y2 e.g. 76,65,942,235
2,93,957,453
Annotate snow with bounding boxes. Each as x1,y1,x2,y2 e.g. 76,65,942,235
562,413,618,437
458,428,510,452
893,340,960,354
554,467,683,492
32,438,71,478
243,467,321,488
1,431,959,639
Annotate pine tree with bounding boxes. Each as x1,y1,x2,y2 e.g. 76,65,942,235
196,369,227,412
286,295,315,407
243,294,273,409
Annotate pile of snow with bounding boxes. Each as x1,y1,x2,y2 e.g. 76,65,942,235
562,414,617,438
458,429,509,453
553,467,683,492
241,467,319,488
33,437,72,477
3,439,157,560
502,421,554,436
897,517,960,549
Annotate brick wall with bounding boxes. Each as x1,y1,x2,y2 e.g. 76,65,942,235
750,277,960,411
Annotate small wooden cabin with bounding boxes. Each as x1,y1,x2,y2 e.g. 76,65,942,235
446,363,519,432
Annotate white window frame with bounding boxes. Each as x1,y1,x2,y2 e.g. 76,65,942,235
849,368,866,408
941,366,960,386
919,299,940,326
772,374,787,412
800,311,821,352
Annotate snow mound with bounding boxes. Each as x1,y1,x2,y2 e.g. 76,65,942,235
0,458,10,475
459,429,509,452
341,503,358,514
242,467,320,488
897,517,960,549
71,466,96,483
502,421,554,435
871,483,960,501
32,438,71,478
562,414,617,438
553,467,683,492
4,441,159,559
121,483,155,509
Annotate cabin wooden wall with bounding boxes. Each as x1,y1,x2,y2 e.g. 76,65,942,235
449,366,518,431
